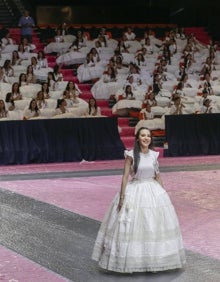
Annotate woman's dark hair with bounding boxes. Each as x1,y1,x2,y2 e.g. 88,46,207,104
29,99,39,112
133,127,154,174
66,81,75,91
37,50,45,59
176,81,183,90
0,99,6,111
108,66,116,79
18,72,26,80
5,92,14,106
12,82,20,93
56,98,65,108
47,71,56,86
41,82,49,94
53,64,60,74
86,51,94,63
125,85,133,98
3,59,11,69
180,72,187,82
88,98,97,114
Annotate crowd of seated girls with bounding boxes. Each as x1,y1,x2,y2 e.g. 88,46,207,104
1,24,220,124
0,27,107,120
47,26,217,133
104,28,220,124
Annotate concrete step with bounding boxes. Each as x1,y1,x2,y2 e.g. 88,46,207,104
101,107,114,117
120,126,135,137
120,136,134,150
118,117,129,127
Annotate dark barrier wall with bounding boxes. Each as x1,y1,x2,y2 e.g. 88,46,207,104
0,117,125,165
165,114,220,157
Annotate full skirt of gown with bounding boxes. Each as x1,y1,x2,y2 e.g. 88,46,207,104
92,178,186,273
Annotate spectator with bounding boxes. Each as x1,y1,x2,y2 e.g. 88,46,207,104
23,99,40,119
0,99,8,118
18,10,35,43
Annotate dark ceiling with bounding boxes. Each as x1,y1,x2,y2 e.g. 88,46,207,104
29,0,219,27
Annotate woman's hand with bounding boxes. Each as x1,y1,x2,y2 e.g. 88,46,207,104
117,196,124,211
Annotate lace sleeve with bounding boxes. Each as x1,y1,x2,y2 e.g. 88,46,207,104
124,149,133,159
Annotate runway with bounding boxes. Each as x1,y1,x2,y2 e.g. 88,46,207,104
0,156,220,282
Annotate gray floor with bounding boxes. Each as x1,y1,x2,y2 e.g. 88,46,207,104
0,187,220,282
1,162,220,182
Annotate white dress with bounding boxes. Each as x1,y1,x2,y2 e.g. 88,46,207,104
92,149,186,273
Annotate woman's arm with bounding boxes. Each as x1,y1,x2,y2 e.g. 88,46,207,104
118,156,132,211
155,172,164,187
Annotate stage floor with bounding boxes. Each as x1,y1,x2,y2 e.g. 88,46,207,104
0,155,220,282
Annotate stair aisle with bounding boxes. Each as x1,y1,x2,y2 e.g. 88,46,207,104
184,27,212,45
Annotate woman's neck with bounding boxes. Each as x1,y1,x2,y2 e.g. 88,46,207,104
141,147,149,154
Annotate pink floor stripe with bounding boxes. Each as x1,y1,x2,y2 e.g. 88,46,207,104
0,245,68,282
1,170,220,261
0,154,220,175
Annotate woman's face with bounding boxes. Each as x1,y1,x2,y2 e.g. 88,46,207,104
13,83,19,91
126,86,132,93
31,57,37,64
90,99,95,106
31,100,37,108
60,100,67,107
37,91,43,99
18,44,24,51
0,100,5,108
13,51,18,58
48,73,53,79
146,104,151,112
42,83,48,90
21,74,26,81
69,82,74,89
138,129,151,149
149,93,154,100
108,67,112,74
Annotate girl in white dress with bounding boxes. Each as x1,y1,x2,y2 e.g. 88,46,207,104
53,64,63,82
77,49,104,83
11,50,22,66
11,82,22,100
0,99,8,118
26,65,36,84
37,50,48,68
91,66,124,100
23,99,40,119
65,81,81,97
85,97,101,117
41,82,50,99
5,92,16,111
140,102,155,120
54,98,69,115
92,127,186,272
2,59,14,78
36,90,48,109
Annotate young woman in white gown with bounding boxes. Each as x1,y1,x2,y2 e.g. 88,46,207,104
92,127,186,273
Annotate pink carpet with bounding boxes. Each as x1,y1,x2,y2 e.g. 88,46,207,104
0,154,219,175
1,169,220,260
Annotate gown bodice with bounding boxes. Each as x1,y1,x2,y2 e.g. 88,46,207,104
125,149,159,181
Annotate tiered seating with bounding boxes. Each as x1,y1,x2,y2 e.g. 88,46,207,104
184,27,212,45
1,25,217,152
